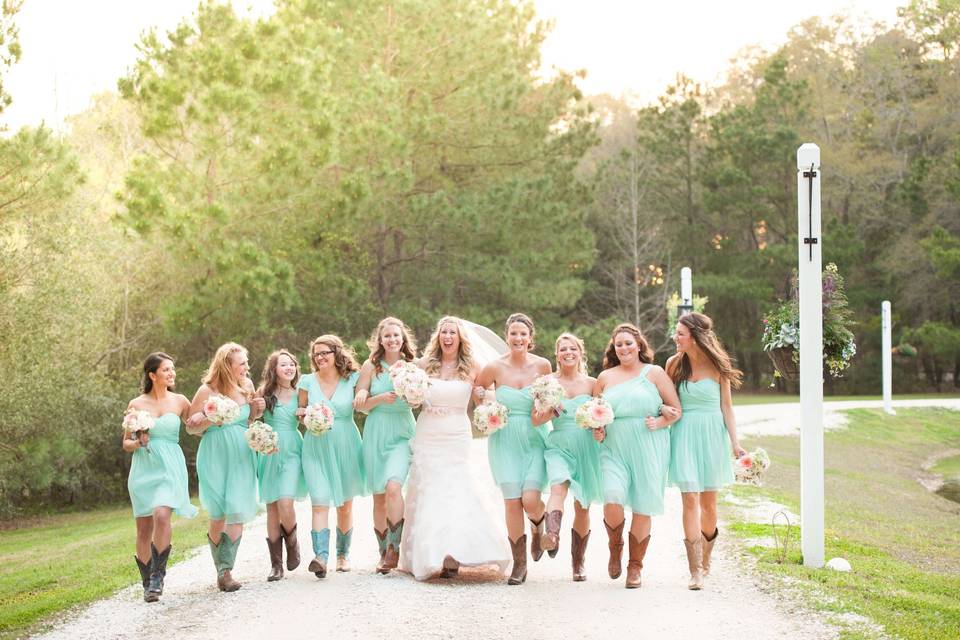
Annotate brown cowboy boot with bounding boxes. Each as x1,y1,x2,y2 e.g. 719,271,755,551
604,519,624,579
701,528,718,577
507,534,527,585
279,523,301,571
439,555,460,579
378,518,404,573
266,536,284,582
374,528,387,565
625,533,650,589
571,528,590,582
529,515,545,561
542,510,562,556
684,538,704,590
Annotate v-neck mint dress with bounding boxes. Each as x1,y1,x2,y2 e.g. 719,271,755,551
544,395,603,506
127,412,198,518
258,393,307,503
600,365,671,515
197,402,259,524
297,372,366,507
668,379,734,492
361,363,415,494
487,385,548,499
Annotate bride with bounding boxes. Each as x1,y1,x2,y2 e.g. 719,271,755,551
399,316,511,580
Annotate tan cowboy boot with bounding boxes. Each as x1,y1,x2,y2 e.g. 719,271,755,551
625,533,650,589
702,528,718,577
529,515,545,561
507,535,528,585
604,519,625,579
542,510,562,555
266,536,284,582
280,523,301,571
571,528,590,582
684,538,704,590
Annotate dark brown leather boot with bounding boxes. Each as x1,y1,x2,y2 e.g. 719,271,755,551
542,510,562,557
529,515,545,561
135,555,151,602
625,533,650,589
571,528,590,582
604,519,624,579
266,536,284,582
507,534,527,585
280,523,300,571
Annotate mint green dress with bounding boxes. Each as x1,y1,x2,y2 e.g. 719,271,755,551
362,363,415,494
488,385,548,499
258,394,308,503
600,365,671,515
297,372,366,507
668,379,734,492
544,395,603,506
127,413,198,519
196,403,259,524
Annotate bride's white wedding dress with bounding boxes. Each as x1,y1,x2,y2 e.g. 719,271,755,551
399,378,511,580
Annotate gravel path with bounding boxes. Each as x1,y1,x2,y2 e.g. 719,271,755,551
41,399,958,639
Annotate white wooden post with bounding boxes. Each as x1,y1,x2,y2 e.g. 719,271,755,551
882,301,895,415
680,267,693,316
797,143,824,568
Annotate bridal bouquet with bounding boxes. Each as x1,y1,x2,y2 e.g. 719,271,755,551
388,360,429,407
575,397,614,430
473,402,509,435
531,375,565,415
733,448,771,486
245,420,279,454
122,409,155,453
203,395,241,425
303,403,335,435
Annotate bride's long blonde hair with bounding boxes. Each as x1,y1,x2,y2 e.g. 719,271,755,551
422,316,475,381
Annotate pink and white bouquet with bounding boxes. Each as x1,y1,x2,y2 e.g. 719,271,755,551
473,401,509,435
531,375,565,415
122,409,155,453
733,448,771,486
203,395,241,425
388,360,430,407
575,397,614,430
245,420,279,454
303,403,335,435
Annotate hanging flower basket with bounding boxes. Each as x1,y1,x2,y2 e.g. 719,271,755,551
767,347,799,381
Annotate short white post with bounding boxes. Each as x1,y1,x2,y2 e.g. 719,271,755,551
882,301,895,415
680,267,693,316
797,143,824,569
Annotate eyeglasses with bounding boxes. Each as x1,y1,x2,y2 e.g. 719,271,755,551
313,350,335,359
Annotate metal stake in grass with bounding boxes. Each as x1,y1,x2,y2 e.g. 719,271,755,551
771,510,793,565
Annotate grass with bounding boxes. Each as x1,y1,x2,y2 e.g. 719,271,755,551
0,504,210,639
722,408,960,640
733,392,959,406
931,454,960,479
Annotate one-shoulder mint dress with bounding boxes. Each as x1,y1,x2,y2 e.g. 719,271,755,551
196,403,259,524
488,385,548,499
544,395,603,506
258,394,307,503
668,379,734,492
601,365,670,515
362,363,415,494
297,372,366,507
127,413,198,519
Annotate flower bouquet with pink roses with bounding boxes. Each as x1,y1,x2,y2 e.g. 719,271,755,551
388,360,430,407
575,396,614,430
473,402,509,435
203,395,241,425
733,448,771,486
303,403,335,435
122,409,155,453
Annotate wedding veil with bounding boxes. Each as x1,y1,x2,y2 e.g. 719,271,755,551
460,320,508,367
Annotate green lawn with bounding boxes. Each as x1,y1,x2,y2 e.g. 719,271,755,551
733,392,959,406
723,408,960,640
0,504,210,639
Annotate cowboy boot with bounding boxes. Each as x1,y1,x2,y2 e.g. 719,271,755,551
507,535,527,585
571,528,590,582
529,515,545,561
266,536,284,582
217,533,242,592
308,528,329,579
604,519,624,579
542,510,562,556
378,519,403,573
374,528,387,566
684,538,704,590
134,555,151,602
280,523,301,571
146,543,170,601
336,528,353,572
625,533,650,589
701,528,718,577
207,535,223,590
439,555,460,579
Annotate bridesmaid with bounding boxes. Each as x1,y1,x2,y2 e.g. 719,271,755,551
255,349,307,582
124,352,197,602
187,342,265,592
594,323,681,589
353,317,418,574
540,333,603,581
666,312,746,590
476,312,551,585
296,335,366,578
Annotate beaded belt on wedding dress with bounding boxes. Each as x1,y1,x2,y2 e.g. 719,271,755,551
421,404,461,417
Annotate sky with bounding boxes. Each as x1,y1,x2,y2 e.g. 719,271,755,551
2,0,903,132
